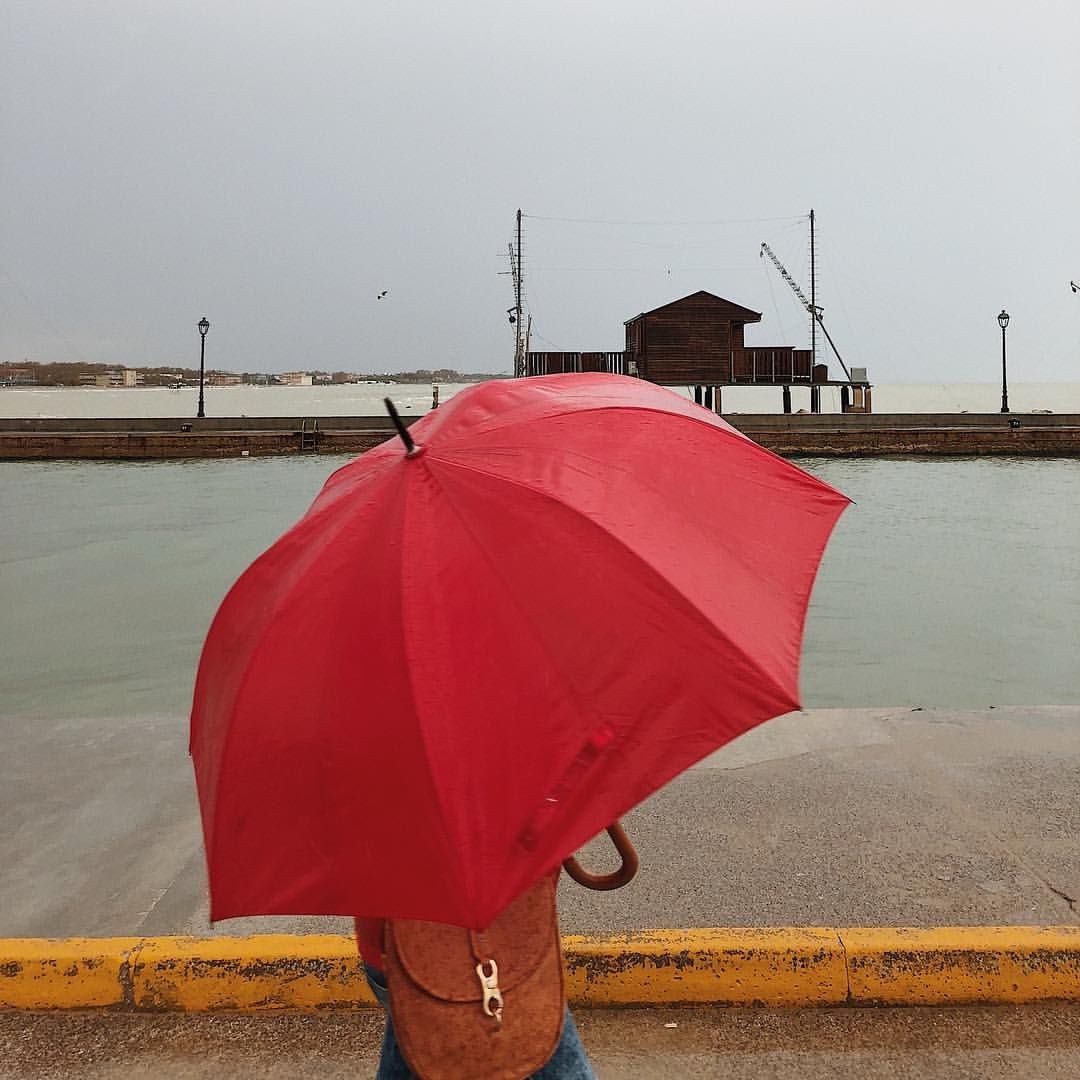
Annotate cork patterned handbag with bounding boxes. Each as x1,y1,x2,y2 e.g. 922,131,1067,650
383,824,638,1080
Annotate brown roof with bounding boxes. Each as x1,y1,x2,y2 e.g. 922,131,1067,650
625,290,762,324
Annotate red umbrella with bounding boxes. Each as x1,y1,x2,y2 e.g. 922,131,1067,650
190,374,849,929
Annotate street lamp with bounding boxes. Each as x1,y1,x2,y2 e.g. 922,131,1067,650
197,316,210,418
997,309,1010,414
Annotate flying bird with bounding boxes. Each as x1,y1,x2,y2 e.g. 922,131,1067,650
377,290,389,300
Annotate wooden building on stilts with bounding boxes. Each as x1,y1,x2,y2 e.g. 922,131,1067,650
525,290,871,413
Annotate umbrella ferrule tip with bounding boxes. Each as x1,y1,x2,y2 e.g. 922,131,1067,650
405,444,424,459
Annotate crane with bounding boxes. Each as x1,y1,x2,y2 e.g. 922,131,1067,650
760,241,852,381
760,241,822,321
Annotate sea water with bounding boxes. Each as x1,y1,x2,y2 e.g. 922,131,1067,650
2,452,1078,719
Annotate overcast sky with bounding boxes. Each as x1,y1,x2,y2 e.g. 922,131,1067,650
3,1,1078,380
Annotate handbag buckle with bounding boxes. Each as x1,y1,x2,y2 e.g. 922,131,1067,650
475,959,504,1024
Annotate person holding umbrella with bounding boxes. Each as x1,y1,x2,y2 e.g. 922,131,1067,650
190,374,849,1078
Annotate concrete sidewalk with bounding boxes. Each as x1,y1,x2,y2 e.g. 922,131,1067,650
3,706,1077,939
4,1006,1080,1079
3,706,1080,1077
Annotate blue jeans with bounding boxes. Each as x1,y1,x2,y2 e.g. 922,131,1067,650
365,965,595,1080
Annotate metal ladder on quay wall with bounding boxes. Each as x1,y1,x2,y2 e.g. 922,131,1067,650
299,418,320,452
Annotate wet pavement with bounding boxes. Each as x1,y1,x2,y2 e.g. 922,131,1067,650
3,1005,1080,1079
4,705,1079,1077
2,706,1078,938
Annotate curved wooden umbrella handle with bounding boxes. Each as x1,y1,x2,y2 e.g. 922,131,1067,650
562,822,639,891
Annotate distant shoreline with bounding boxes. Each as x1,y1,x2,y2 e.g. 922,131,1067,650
0,370,505,390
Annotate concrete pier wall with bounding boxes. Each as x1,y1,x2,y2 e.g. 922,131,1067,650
1,414,1078,460
729,414,1080,457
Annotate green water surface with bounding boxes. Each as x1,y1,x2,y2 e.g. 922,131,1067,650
2,456,1078,717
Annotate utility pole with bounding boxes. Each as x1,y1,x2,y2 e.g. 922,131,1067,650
809,209,817,370
507,242,521,376
514,209,524,377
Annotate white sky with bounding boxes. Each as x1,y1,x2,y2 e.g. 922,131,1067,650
2,0,1078,380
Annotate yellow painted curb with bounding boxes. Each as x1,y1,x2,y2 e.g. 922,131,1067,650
840,926,1080,1005
131,935,377,1011
1,928,1079,1011
0,938,141,1009
563,928,847,1007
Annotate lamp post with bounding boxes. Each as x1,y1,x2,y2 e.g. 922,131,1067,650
197,316,210,418
997,309,1009,414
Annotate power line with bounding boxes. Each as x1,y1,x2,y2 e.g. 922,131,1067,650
760,257,791,344
527,265,759,273
524,212,808,227
529,329,563,351
517,207,811,370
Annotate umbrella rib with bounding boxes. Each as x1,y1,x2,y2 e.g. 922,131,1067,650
441,444,808,622
440,402,849,522
413,458,621,887
198,474,422,918
414,463,619,731
431,399,848,710
396,462,473,913
441,401,839,498
426,454,803,717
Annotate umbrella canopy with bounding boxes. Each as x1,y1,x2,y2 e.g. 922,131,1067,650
191,374,849,929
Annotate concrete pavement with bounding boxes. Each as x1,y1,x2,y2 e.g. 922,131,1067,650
2,706,1077,939
4,1006,1080,1079
4,706,1080,1077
